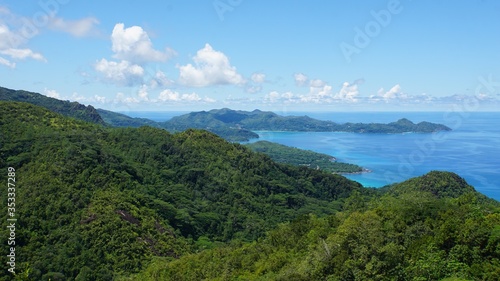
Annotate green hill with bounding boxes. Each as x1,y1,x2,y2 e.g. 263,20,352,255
0,101,362,280
0,86,106,126
386,170,477,198
162,108,451,139
97,108,161,128
0,100,497,281
128,173,500,281
246,140,365,174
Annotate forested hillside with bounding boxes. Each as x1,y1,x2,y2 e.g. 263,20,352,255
246,141,364,174
0,101,362,280
127,172,500,281
163,108,452,137
0,101,498,281
0,86,105,126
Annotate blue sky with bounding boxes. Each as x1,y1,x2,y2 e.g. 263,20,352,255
1,0,499,112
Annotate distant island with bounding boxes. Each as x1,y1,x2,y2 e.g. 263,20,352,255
161,108,451,141
0,86,451,142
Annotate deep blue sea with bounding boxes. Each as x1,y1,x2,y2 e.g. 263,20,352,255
130,111,500,201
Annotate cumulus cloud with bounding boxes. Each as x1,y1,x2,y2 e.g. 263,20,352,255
111,23,173,64
245,72,266,93
251,73,266,83
0,7,100,68
94,95,106,103
43,88,61,99
263,79,364,105
149,70,173,88
263,91,297,104
48,17,100,37
94,59,144,86
158,89,215,103
334,82,359,102
137,84,149,101
370,84,408,102
178,43,245,87
309,79,326,88
114,92,139,104
94,23,175,86
294,73,308,86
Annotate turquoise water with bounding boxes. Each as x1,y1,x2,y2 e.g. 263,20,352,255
251,112,500,201
132,111,500,201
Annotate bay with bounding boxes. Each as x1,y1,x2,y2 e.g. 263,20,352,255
251,112,500,201
131,110,500,201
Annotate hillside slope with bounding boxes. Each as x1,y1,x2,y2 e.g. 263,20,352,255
0,101,362,280
0,86,106,126
129,172,500,281
163,108,452,137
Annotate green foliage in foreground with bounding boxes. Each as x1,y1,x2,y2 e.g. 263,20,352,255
246,140,364,174
127,185,500,281
0,101,498,280
0,101,362,280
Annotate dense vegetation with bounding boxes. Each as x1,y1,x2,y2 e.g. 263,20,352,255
127,172,500,281
0,86,105,126
163,108,451,140
0,101,362,280
0,97,497,280
97,108,161,128
246,141,365,174
0,86,451,142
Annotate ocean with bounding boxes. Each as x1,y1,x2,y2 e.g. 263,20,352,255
131,111,500,201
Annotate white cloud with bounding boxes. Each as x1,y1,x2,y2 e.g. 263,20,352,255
0,24,25,50
43,88,61,99
115,92,139,104
94,59,144,86
94,95,106,103
138,84,149,101
94,23,175,86
0,48,46,61
158,89,215,103
265,91,281,103
111,23,173,64
264,91,297,104
294,73,308,86
0,56,15,68
334,82,359,102
246,72,266,93
178,43,245,87
246,85,262,94
372,84,408,102
0,8,100,68
0,22,45,67
309,79,326,88
149,70,173,88
48,17,100,37
158,89,180,101
301,84,333,103
251,73,266,83
384,84,402,99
